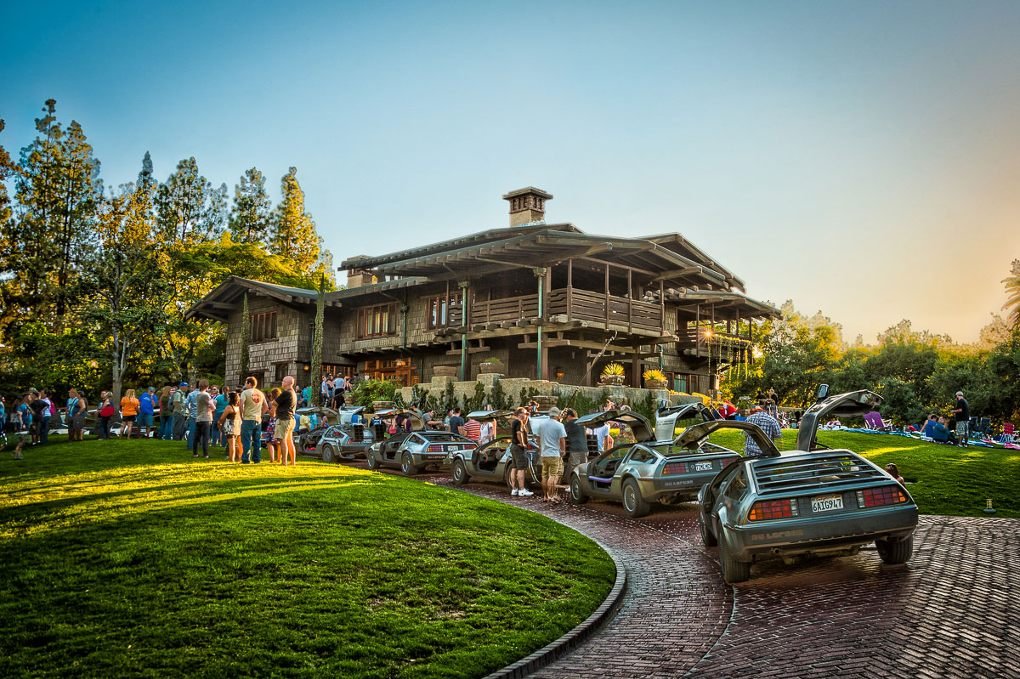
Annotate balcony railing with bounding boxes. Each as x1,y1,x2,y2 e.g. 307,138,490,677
462,288,663,333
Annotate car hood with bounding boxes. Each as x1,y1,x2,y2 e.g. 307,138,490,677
574,409,654,442
466,409,513,420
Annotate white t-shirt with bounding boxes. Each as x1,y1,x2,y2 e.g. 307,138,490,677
589,423,611,451
538,418,567,458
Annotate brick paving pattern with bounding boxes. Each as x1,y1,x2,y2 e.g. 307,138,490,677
376,465,1020,678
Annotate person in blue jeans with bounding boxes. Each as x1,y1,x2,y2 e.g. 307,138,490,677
239,376,267,464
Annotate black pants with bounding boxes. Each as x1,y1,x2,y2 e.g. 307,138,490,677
99,417,111,439
193,421,210,457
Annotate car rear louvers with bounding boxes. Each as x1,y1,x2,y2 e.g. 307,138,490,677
752,454,884,494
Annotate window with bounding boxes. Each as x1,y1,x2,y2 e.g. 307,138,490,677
251,311,278,342
723,470,747,501
357,303,397,339
274,363,288,384
426,293,460,329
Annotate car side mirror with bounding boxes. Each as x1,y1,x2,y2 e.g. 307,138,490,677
816,384,829,401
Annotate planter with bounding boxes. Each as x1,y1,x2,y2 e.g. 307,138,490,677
479,362,502,374
645,380,667,390
433,365,458,378
599,375,626,387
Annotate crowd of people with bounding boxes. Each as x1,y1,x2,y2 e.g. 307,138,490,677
1,374,346,463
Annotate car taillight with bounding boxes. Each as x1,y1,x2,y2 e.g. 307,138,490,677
856,486,907,508
749,499,799,521
664,462,687,474
427,444,442,452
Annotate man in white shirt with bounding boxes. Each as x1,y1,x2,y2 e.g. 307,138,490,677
538,407,567,502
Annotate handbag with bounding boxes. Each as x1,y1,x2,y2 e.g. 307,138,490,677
100,404,115,418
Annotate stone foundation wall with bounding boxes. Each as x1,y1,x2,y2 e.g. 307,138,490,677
399,373,701,411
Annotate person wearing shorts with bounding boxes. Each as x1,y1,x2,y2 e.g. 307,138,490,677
538,407,567,503
120,389,140,439
953,391,970,448
508,407,534,497
276,376,298,465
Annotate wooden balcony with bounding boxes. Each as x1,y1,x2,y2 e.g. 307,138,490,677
461,288,664,335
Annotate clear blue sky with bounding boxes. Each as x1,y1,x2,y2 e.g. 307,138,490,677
3,0,1019,343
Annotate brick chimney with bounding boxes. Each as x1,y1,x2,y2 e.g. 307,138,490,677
502,187,552,227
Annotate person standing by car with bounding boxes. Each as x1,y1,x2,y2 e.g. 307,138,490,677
509,407,534,498
448,408,465,436
561,408,588,481
953,391,970,448
276,375,298,465
538,407,567,502
239,376,268,464
744,406,782,458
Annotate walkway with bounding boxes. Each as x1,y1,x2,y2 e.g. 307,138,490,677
428,474,1020,678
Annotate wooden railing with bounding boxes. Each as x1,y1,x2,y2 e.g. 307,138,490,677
463,288,663,331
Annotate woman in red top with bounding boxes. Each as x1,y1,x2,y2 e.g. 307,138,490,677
120,389,140,439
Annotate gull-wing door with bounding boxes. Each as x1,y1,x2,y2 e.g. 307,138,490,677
654,402,720,442
574,409,654,443
796,387,883,451
675,420,781,458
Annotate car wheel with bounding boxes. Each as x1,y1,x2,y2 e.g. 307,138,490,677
719,538,751,584
621,478,650,518
569,474,589,505
401,452,416,476
452,458,469,486
699,513,718,547
876,535,913,565
366,451,380,470
321,444,335,463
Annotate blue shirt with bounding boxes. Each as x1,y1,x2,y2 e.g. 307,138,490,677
139,392,155,415
186,390,199,419
214,393,228,415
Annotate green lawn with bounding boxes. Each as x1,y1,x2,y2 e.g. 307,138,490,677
707,429,1020,518
0,439,616,678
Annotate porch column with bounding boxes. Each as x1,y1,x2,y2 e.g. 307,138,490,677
534,267,548,380
459,280,470,381
631,341,641,387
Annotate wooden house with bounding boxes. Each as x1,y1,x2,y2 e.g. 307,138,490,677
188,187,777,391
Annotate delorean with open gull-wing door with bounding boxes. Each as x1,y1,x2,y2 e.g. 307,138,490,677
697,386,919,583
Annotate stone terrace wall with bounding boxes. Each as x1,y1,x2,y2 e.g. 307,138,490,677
400,373,702,411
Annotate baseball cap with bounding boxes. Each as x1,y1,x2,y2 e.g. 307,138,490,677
179,381,189,388
548,406,562,417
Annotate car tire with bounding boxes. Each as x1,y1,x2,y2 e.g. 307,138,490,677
366,452,380,470
699,514,718,547
719,538,751,583
401,452,416,476
622,478,651,518
321,444,335,464
876,535,913,565
452,458,469,486
569,474,589,505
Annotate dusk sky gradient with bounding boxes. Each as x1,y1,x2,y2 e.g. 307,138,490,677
3,1,1019,343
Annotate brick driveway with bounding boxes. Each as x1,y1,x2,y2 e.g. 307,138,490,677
422,471,1020,678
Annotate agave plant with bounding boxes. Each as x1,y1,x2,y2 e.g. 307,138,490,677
601,362,626,377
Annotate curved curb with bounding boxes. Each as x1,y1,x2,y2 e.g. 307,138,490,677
483,534,628,679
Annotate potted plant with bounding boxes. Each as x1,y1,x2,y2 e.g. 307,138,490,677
643,369,667,390
479,357,503,374
600,362,626,386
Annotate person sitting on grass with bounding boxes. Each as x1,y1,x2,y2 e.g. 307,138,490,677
885,463,906,484
931,417,952,444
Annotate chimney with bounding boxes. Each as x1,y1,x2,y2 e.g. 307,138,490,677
502,187,553,227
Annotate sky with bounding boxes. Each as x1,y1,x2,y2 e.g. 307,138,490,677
3,0,1019,344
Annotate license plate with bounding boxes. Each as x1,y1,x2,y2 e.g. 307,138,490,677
811,494,844,513
426,454,447,460
693,461,713,472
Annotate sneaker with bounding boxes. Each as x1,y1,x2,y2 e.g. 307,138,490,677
519,489,534,497
511,489,519,496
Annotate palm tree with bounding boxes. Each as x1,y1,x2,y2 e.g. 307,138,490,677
1004,259,1020,328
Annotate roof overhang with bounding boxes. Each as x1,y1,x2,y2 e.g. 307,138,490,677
186,276,335,322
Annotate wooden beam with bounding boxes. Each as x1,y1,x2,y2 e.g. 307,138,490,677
652,266,703,282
